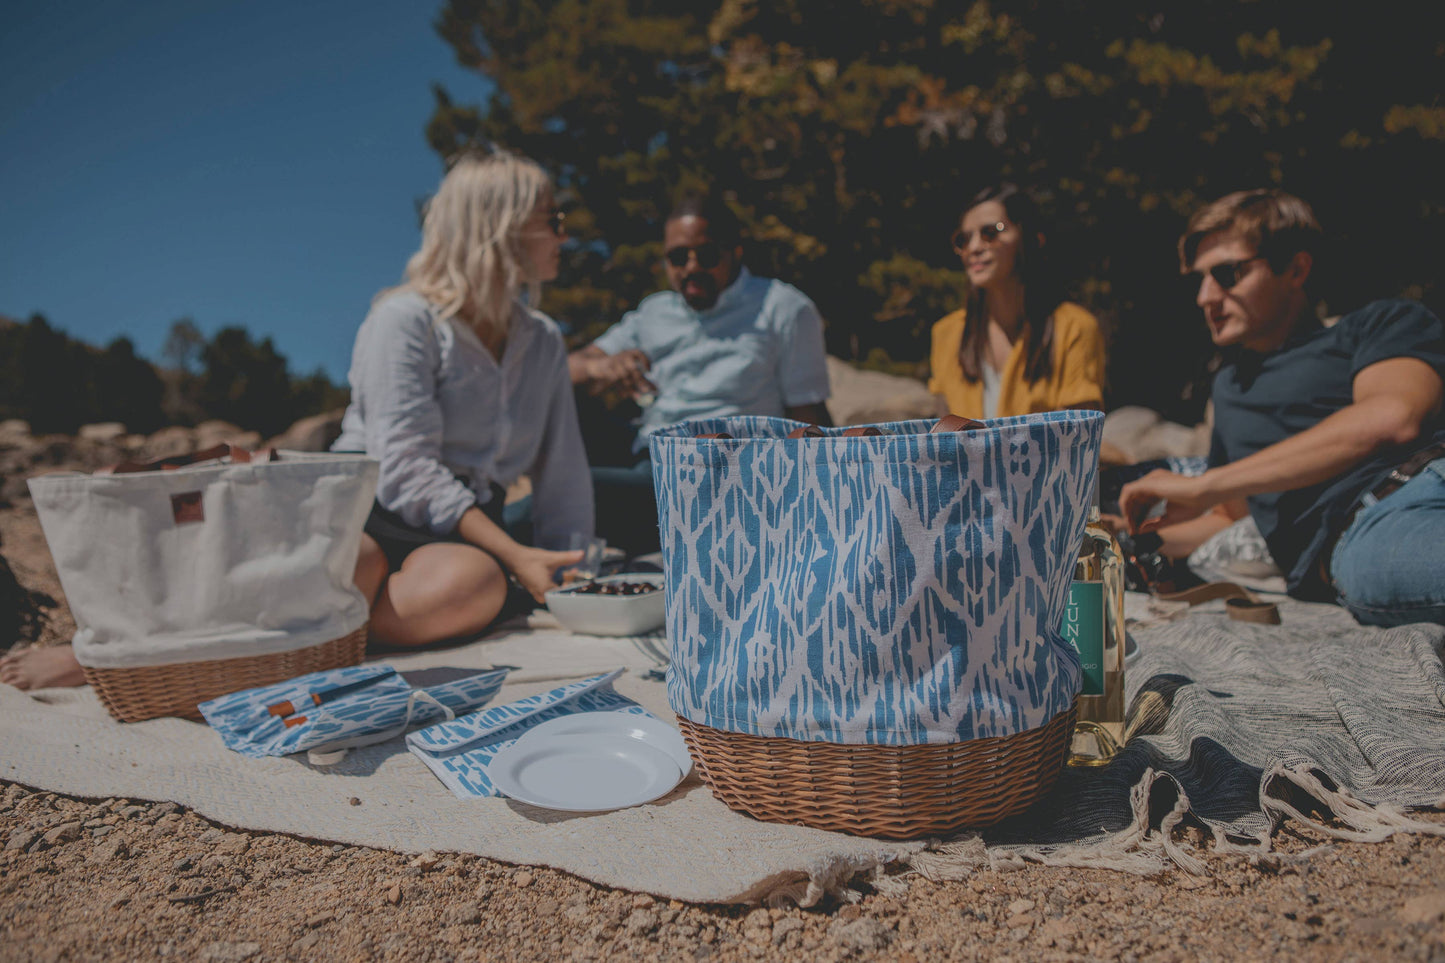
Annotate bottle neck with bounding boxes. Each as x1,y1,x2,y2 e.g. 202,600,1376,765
1086,476,1102,523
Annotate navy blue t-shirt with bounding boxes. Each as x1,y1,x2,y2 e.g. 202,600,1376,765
1209,299,1445,598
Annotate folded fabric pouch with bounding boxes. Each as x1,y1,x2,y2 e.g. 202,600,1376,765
406,669,651,799
200,664,509,760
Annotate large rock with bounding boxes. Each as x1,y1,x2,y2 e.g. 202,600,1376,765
1102,405,1211,462
265,410,345,453
193,421,262,452
142,426,198,461
139,422,263,462
823,356,936,427
0,420,32,446
77,422,127,444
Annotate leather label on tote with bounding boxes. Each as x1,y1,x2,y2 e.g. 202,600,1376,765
170,491,205,524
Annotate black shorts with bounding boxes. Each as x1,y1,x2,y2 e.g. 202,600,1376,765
361,484,537,630
362,483,508,571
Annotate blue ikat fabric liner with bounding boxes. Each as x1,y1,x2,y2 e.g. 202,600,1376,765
649,411,1103,746
200,664,509,759
406,669,651,798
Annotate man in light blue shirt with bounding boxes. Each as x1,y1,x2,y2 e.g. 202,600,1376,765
570,193,832,553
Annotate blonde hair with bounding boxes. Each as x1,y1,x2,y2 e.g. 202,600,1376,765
383,147,552,347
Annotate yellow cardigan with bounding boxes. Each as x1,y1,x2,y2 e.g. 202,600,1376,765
927,301,1106,420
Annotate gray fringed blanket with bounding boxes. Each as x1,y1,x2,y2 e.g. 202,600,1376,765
910,596,1445,880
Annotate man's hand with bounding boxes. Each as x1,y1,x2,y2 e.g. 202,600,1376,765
570,347,655,397
1118,469,1218,533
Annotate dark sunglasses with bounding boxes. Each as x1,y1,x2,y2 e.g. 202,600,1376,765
664,242,723,269
950,221,1009,254
1194,255,1267,290
546,209,566,236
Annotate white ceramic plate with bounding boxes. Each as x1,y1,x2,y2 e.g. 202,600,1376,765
519,712,693,778
489,730,682,812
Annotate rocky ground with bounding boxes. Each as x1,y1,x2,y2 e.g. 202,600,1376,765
5,421,1445,962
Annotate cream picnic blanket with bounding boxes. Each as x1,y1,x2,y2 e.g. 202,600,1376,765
6,598,1445,902
0,614,918,905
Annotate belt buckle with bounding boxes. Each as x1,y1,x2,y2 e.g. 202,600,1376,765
1372,467,1412,500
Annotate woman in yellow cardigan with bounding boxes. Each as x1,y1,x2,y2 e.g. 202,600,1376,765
929,184,1105,419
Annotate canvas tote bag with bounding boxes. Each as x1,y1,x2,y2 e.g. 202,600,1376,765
28,446,378,670
649,410,1104,747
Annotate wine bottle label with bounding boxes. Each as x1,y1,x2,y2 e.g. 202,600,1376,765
1063,580,1104,695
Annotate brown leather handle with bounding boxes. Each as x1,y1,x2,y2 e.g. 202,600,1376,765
841,426,883,437
931,414,987,434
694,432,734,440
105,444,276,475
786,425,826,439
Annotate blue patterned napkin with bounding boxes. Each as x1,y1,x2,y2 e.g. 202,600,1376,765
200,664,509,759
406,669,652,798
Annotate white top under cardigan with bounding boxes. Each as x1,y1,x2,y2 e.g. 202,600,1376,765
333,291,594,550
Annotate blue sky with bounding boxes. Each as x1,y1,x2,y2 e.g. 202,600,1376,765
0,1,490,383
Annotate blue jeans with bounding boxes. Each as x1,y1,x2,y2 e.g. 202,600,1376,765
1330,457,1445,627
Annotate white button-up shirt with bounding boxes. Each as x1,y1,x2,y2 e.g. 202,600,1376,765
333,291,593,549
593,267,830,447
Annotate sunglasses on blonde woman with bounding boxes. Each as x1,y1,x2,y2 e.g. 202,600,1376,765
950,221,1009,254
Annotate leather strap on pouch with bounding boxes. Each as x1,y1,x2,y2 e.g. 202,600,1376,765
1156,581,1281,625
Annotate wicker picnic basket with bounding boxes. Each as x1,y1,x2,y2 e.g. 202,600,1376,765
649,412,1102,839
81,624,369,723
28,446,378,723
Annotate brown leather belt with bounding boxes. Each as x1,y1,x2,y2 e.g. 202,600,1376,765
1341,440,1445,532
1365,441,1445,503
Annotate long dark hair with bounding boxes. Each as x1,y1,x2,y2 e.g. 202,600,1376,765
957,183,1064,384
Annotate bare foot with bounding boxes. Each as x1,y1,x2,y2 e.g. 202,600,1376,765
0,645,87,690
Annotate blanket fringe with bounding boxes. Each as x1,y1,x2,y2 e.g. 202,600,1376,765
905,768,1205,883
750,850,910,908
860,760,1443,900
1262,763,1445,844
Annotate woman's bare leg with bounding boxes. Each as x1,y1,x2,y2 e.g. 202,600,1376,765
353,534,389,607
368,542,509,647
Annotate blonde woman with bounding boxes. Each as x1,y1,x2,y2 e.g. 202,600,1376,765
335,147,592,648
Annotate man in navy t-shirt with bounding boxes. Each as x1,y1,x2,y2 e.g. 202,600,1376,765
1119,189,1445,626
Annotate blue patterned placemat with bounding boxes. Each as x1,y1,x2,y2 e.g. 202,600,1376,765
201,665,508,759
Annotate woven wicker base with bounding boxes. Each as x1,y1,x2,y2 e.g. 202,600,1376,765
82,625,369,723
677,701,1077,839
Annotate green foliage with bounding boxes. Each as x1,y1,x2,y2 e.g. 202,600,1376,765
0,315,347,437
196,327,297,438
428,0,1442,421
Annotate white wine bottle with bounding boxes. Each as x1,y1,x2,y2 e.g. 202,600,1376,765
1063,488,1126,737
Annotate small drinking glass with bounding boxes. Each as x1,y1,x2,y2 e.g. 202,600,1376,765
564,534,607,583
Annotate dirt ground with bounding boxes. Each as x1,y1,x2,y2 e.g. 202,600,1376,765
6,455,1445,962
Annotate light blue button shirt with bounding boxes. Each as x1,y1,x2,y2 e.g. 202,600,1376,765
592,267,830,446
333,292,593,549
